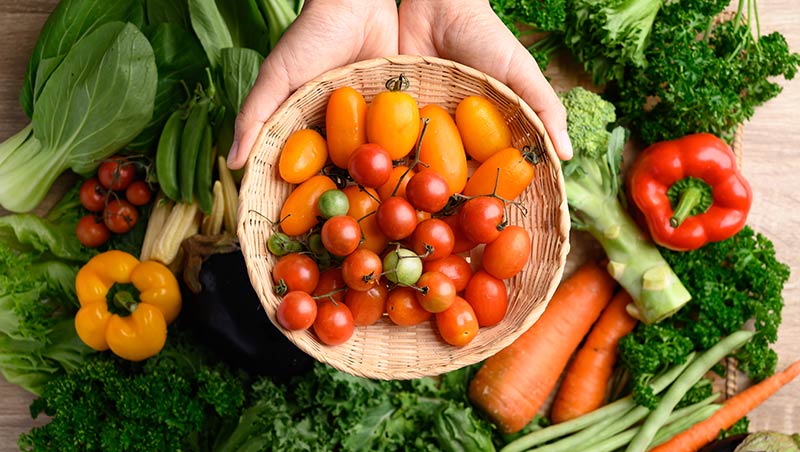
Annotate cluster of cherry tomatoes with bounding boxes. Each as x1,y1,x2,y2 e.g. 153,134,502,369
270,77,537,347
76,155,153,248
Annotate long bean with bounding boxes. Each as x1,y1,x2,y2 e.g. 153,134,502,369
625,330,754,452
500,353,696,452
535,392,719,452
585,399,721,452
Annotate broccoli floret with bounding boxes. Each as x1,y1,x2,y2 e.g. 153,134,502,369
18,333,245,452
560,87,691,324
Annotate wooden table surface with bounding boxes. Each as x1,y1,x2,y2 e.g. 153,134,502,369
1,1,799,450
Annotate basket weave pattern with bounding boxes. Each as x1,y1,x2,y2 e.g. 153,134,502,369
238,55,571,380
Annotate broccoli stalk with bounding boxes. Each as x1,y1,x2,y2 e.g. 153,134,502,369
560,87,691,324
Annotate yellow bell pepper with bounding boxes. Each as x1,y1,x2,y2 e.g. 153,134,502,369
74,250,182,361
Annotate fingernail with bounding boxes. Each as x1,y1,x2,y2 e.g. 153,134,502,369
227,140,240,168
557,130,573,160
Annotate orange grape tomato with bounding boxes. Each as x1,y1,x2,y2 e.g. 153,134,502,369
386,286,432,326
377,165,415,200
278,129,328,184
366,90,420,160
462,147,534,200
326,86,368,168
455,96,512,162
342,185,388,254
435,296,479,347
416,104,468,195
279,175,337,236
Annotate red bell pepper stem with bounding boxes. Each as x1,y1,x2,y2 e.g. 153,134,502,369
670,185,703,228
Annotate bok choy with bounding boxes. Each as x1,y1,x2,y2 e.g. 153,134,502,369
0,22,157,213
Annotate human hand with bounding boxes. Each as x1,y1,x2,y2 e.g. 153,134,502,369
227,0,399,169
398,0,572,160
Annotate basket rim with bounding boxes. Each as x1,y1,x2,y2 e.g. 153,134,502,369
236,55,571,380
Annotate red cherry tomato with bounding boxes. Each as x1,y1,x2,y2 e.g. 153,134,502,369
376,196,418,240
79,177,107,212
435,296,479,347
405,170,450,213
347,143,392,188
410,218,455,261
459,196,505,244
103,199,139,234
341,249,383,291
75,215,110,248
423,254,473,292
98,156,137,191
321,215,362,257
313,267,346,303
482,225,531,279
345,284,388,326
125,181,152,206
314,299,355,346
277,291,318,330
415,271,457,313
386,286,431,326
272,253,320,294
464,270,508,327
442,215,479,254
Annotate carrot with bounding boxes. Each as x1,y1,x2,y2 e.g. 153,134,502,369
650,358,800,452
468,261,617,434
550,290,639,424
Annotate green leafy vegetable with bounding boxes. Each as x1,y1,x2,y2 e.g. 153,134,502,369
619,226,791,408
188,0,235,68
219,47,265,114
213,363,495,451
490,0,566,33
0,201,92,394
560,87,691,325
612,0,800,144
217,0,270,56
564,0,663,85
257,0,302,51
128,23,209,150
145,0,192,31
18,333,245,452
19,0,144,117
0,22,157,213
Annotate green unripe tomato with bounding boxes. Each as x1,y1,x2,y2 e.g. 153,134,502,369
383,247,423,285
317,189,350,219
268,232,303,256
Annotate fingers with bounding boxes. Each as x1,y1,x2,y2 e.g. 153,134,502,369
227,0,400,170
399,0,572,160
504,45,572,160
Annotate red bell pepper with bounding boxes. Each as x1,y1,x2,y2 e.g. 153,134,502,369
628,133,752,251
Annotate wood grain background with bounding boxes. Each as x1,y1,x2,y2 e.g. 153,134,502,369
1,1,798,449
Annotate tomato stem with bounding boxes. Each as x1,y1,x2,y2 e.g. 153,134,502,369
392,117,431,198
385,73,410,92
311,287,346,302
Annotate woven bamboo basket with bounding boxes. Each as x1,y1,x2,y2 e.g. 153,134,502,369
237,55,571,380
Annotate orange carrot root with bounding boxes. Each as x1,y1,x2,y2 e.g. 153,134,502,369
550,290,638,424
468,261,618,434
651,358,800,452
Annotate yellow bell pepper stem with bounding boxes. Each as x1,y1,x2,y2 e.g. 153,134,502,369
74,250,182,362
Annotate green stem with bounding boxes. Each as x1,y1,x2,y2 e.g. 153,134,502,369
112,291,138,314
670,185,703,228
